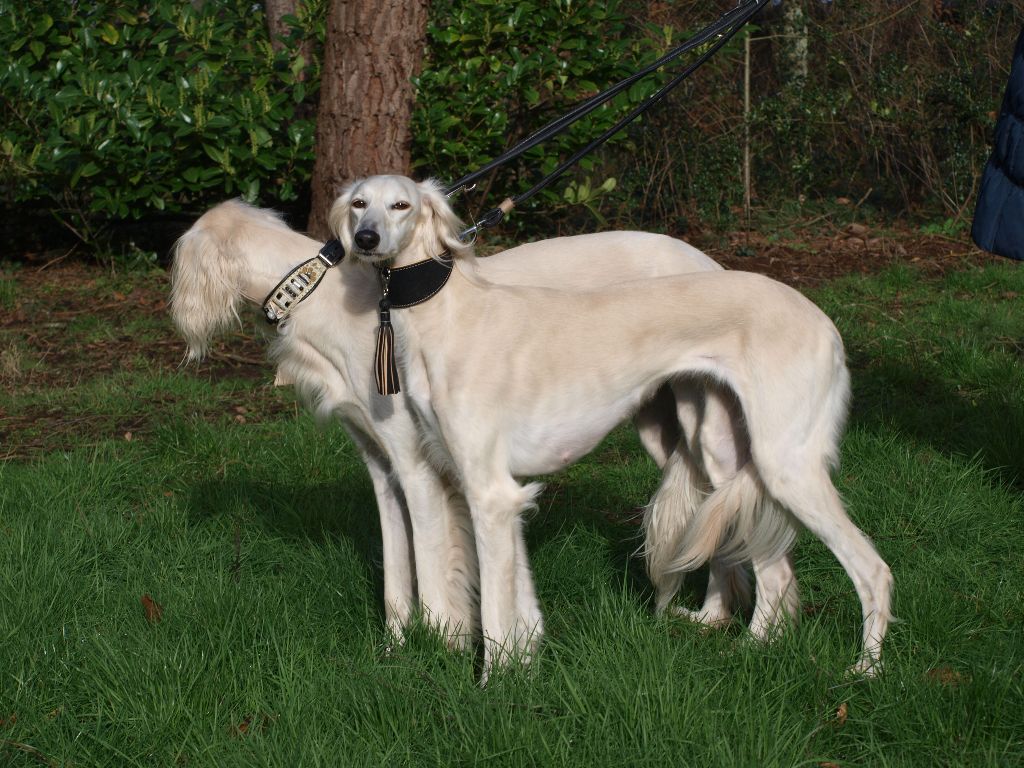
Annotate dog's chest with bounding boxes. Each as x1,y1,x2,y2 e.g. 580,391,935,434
494,383,643,475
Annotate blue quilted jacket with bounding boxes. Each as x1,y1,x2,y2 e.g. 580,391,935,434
972,28,1024,260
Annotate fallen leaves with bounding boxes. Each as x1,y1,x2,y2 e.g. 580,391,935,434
926,666,970,686
834,223,906,257
835,701,848,726
141,593,164,624
232,715,254,736
229,713,277,737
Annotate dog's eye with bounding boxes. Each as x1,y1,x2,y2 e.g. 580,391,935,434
392,201,411,211
352,199,366,209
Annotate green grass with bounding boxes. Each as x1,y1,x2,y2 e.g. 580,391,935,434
0,275,16,310
2,262,1024,766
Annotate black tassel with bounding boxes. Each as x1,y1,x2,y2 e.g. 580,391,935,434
374,298,401,395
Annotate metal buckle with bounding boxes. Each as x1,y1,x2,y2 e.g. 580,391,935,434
317,238,345,267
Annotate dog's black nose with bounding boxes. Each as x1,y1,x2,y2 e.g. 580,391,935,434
354,229,380,251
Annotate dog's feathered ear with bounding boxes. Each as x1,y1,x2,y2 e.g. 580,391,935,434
417,179,471,259
326,180,359,246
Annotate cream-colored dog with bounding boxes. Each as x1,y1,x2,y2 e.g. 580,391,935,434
169,200,797,649
328,175,892,678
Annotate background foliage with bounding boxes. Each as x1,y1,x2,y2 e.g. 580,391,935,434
410,0,666,234
621,0,1024,233
0,0,322,251
1,0,1021,256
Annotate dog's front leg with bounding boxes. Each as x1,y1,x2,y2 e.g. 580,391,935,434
513,516,543,645
354,443,416,642
393,456,477,649
464,475,544,682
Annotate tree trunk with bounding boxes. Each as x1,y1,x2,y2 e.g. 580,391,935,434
307,0,430,238
264,0,294,51
264,0,314,70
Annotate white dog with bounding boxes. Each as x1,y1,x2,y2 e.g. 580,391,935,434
327,175,892,677
169,200,798,649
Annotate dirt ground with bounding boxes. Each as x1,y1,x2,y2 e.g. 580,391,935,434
0,224,1000,460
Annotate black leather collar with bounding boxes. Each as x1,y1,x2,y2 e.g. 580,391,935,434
378,253,453,309
371,252,453,396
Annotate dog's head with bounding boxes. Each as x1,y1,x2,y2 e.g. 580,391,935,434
327,175,469,266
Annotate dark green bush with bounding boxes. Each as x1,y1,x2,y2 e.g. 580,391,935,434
411,0,668,236
2,0,1020,255
0,0,321,246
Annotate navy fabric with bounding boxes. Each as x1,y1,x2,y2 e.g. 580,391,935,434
972,27,1024,260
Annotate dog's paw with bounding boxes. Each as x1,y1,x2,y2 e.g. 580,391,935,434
669,604,731,630
847,655,883,679
382,624,408,657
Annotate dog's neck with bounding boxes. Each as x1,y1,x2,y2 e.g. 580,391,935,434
385,234,437,269
377,253,453,309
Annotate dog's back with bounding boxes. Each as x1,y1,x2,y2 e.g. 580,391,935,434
479,231,721,288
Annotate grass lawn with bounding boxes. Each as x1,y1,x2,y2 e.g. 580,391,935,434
1,259,1022,766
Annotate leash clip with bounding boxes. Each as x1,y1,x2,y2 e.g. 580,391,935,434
459,197,515,241
445,182,476,199
317,238,346,266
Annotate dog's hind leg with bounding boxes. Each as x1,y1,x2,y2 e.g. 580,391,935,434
749,553,800,641
644,383,744,626
513,515,543,646
644,444,705,614
644,381,755,626
757,462,891,674
399,459,478,648
682,382,802,634
634,385,682,469
637,385,707,616
677,383,749,625
436,479,481,643
677,557,750,627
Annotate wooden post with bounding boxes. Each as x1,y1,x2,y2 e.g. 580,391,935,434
743,29,752,229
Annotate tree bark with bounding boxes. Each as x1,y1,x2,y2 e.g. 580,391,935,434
264,0,314,68
264,0,295,51
307,0,430,238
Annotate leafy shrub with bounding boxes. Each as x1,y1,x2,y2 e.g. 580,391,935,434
2,0,1019,254
624,1,1022,230
411,0,669,236
0,0,321,246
